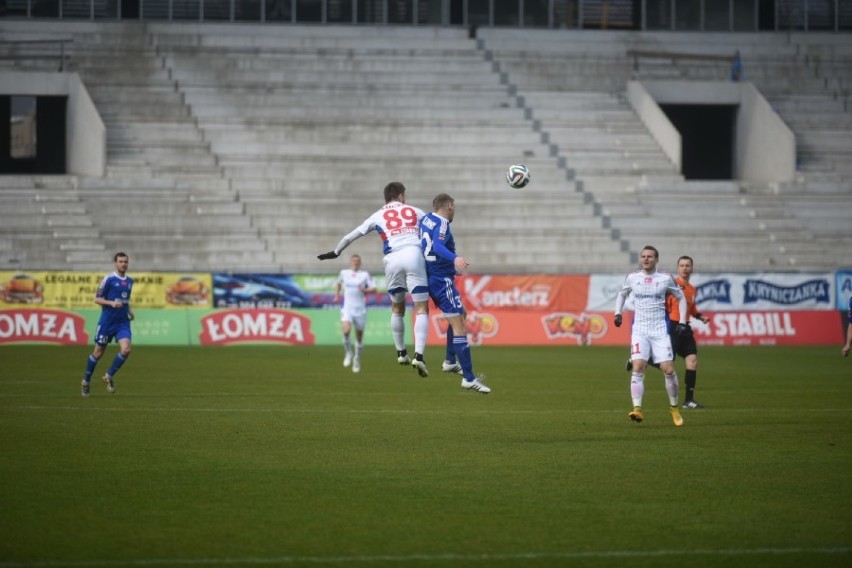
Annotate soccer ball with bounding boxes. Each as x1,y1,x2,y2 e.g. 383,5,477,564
506,164,530,188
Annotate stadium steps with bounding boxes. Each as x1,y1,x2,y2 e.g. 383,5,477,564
65,27,264,273
0,20,274,272
2,20,848,274
151,22,632,274
0,176,109,269
481,28,850,272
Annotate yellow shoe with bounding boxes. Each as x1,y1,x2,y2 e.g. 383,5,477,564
670,405,684,427
628,406,644,423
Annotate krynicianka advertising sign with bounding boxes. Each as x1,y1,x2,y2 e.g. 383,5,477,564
588,273,834,313
692,273,834,311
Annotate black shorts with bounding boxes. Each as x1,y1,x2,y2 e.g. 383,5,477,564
671,329,698,359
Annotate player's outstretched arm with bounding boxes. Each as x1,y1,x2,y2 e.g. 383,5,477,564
320,226,370,261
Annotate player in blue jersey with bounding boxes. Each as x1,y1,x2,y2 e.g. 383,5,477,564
843,296,852,358
420,193,490,394
81,252,135,397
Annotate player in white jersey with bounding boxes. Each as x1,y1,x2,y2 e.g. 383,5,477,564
614,245,688,427
336,254,376,374
318,182,430,377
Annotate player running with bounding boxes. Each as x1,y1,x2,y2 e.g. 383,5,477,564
614,245,686,426
335,254,376,373
81,252,135,396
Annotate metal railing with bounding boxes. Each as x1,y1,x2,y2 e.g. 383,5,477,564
0,38,73,71
0,0,850,31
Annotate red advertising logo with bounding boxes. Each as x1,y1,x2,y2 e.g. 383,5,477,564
542,312,608,345
430,311,499,346
200,308,315,346
0,309,89,345
459,274,590,312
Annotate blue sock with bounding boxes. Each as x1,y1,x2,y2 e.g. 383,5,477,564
453,336,474,380
84,355,98,382
107,353,127,377
445,327,456,363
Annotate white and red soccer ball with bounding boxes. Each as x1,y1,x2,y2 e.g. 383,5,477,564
506,164,530,188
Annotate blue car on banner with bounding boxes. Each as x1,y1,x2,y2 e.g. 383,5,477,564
213,274,312,308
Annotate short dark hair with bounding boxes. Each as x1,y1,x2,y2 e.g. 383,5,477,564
432,193,454,211
384,182,406,203
677,255,694,265
641,245,659,259
114,252,128,262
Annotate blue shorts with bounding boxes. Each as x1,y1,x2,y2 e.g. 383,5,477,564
94,320,132,346
428,274,464,316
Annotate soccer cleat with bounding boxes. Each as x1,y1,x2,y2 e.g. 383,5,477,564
397,350,411,365
352,357,361,373
81,380,90,398
102,373,115,394
412,356,428,378
343,352,353,368
624,359,633,372
628,406,644,423
670,406,684,427
682,400,704,409
461,374,490,394
442,361,464,375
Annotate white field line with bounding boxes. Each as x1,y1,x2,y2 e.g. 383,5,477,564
0,547,850,567
4,405,852,415
9,406,554,415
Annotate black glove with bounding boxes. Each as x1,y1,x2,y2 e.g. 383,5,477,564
317,251,339,261
614,314,622,328
674,323,690,337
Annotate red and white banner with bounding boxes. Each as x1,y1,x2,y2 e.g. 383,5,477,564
0,308,89,345
458,274,589,312
199,308,315,346
428,310,619,346
691,310,842,346
426,309,843,347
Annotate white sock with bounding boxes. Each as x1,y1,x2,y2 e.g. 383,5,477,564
391,313,405,351
413,312,428,356
665,373,679,406
631,372,645,408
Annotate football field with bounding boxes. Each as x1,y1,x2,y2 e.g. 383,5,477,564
1,345,850,567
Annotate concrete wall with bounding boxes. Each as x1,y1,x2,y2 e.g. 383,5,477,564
0,71,105,176
735,82,796,183
626,81,681,171
626,80,796,183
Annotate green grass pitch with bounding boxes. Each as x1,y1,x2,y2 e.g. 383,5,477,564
1,345,850,567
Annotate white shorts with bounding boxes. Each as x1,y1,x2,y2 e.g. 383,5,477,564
383,246,429,303
341,309,366,331
629,333,673,364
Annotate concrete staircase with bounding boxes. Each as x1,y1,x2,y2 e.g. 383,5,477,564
479,27,851,272
0,176,103,269
1,21,849,275
0,21,271,272
150,22,631,274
